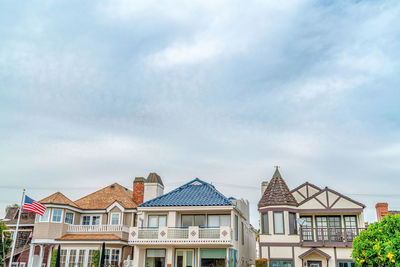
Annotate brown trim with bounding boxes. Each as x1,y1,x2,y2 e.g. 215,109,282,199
300,241,353,248
259,207,298,213
299,248,331,260
315,197,328,209
268,246,270,263
290,182,322,194
260,242,300,247
330,196,342,208
334,247,337,267
306,184,309,198
326,191,329,208
293,190,307,201
325,187,366,208
292,246,295,267
297,208,363,213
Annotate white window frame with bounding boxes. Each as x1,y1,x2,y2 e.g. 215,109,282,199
80,214,102,225
110,213,121,225
20,263,26,267
147,215,167,227
51,209,63,223
64,211,75,224
39,208,50,222
105,248,121,265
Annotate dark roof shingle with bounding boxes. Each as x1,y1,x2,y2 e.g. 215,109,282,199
140,178,232,207
258,168,298,208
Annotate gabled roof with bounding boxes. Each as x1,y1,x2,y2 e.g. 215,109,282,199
140,178,232,207
75,183,137,210
258,168,298,208
3,207,35,225
40,192,79,208
299,248,331,260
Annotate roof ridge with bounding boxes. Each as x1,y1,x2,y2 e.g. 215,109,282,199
74,182,125,203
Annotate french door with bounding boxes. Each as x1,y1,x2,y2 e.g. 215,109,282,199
176,249,194,267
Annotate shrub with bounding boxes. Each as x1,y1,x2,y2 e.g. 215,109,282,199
256,258,268,267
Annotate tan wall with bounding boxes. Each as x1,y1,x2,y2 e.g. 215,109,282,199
33,222,68,239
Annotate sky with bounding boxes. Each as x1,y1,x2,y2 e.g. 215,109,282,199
0,0,400,226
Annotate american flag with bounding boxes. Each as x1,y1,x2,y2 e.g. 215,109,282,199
23,195,46,216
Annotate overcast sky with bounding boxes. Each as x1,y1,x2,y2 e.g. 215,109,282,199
1,0,400,225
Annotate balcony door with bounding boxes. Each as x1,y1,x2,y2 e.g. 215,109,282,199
176,250,194,267
315,216,342,242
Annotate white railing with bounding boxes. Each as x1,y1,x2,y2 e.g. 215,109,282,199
129,226,232,244
67,225,129,232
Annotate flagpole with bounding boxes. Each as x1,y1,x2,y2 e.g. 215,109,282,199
9,189,25,267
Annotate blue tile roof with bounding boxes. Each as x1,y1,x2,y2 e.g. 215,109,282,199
140,178,233,207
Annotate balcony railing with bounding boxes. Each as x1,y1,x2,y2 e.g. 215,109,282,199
67,224,129,233
129,226,232,245
300,227,365,244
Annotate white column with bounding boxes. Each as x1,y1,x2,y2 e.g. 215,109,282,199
27,244,35,267
47,246,53,267
39,245,44,267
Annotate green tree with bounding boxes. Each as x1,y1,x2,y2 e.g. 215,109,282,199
352,214,400,266
5,204,19,214
0,222,13,267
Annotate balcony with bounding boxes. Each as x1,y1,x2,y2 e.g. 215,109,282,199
129,226,232,245
300,227,365,247
67,224,130,233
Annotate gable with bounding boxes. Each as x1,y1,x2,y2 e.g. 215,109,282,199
298,188,365,210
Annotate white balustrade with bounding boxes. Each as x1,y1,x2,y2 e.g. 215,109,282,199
67,224,129,232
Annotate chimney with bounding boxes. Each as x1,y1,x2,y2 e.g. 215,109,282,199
261,181,268,196
376,202,388,222
133,177,145,205
144,172,164,202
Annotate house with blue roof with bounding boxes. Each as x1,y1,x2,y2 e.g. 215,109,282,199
129,178,257,267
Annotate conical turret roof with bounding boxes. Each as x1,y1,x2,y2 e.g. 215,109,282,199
258,167,298,208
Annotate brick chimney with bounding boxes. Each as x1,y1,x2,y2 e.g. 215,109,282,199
376,202,388,222
133,177,145,205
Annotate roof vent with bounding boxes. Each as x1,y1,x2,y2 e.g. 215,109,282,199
110,185,115,189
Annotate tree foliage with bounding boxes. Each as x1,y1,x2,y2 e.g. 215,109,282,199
352,214,400,267
5,204,19,213
0,222,13,266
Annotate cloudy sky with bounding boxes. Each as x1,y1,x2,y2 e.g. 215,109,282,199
1,0,400,225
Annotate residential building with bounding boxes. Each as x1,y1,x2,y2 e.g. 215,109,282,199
258,168,365,267
2,208,35,267
129,178,257,267
375,202,400,222
28,172,163,267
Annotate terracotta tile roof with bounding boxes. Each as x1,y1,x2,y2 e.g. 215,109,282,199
4,208,35,225
74,183,137,210
40,192,79,208
258,168,298,208
56,234,120,240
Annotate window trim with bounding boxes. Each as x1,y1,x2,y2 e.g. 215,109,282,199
273,211,285,235
337,261,356,267
241,222,244,245
64,211,74,225
51,209,63,223
110,212,121,225
234,215,239,241
288,212,298,235
39,208,51,222
269,260,293,267
80,214,102,225
181,214,207,227
261,212,269,234
145,248,166,267
105,248,121,266
147,214,168,228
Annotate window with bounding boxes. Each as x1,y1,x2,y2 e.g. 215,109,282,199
40,209,50,222
87,249,97,267
300,216,313,241
11,264,18,267
52,209,63,223
82,215,101,225
241,222,244,245
273,212,284,234
316,216,342,241
20,264,26,267
60,250,67,267
110,213,120,225
105,249,120,266
344,216,358,241
270,260,293,267
148,215,167,227
207,215,230,227
261,213,269,234
146,249,165,267
64,212,74,224
338,261,355,267
181,215,206,227
68,249,77,267
234,215,238,241
289,213,297,235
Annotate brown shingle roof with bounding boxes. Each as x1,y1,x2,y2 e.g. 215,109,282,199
40,192,79,208
74,183,137,210
56,234,120,241
258,168,298,208
4,208,35,225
